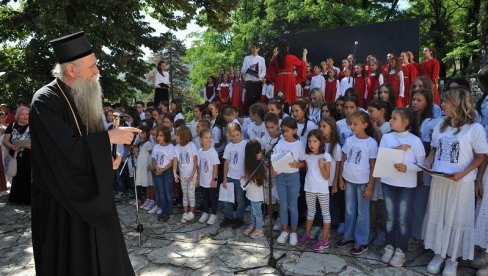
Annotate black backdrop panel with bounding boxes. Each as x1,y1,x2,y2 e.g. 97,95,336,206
285,18,420,66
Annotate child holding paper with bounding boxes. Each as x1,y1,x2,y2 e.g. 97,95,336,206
273,117,305,246
378,107,425,267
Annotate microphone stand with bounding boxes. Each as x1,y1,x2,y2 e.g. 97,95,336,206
120,142,144,247
235,134,286,275
352,41,358,88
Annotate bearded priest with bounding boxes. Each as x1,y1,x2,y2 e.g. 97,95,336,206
30,32,139,276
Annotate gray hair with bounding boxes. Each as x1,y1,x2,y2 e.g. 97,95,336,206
52,60,79,78
15,106,30,122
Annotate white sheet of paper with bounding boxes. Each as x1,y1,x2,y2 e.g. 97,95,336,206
373,148,404,178
271,152,295,174
218,182,235,203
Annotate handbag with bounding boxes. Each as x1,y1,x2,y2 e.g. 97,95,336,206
4,151,18,177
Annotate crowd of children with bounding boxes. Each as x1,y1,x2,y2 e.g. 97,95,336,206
103,60,488,276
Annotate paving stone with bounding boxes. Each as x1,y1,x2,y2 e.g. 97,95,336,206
129,253,149,272
137,264,183,276
147,241,220,269
294,252,347,275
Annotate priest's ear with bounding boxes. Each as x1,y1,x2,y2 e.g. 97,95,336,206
64,62,78,79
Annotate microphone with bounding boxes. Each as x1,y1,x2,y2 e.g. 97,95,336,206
355,41,358,45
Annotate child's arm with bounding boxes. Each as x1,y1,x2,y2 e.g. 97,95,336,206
190,155,198,182
173,157,179,183
476,157,488,199
319,158,331,180
289,160,305,169
161,157,174,173
211,164,218,188
151,158,159,175
424,147,436,169
363,159,376,199
223,159,229,188
331,160,341,194
338,154,346,190
449,153,485,182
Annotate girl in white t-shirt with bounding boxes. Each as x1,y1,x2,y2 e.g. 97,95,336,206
379,108,425,267
292,99,318,146
151,126,177,222
197,129,220,225
337,97,360,146
241,140,266,239
422,88,488,275
297,130,332,251
174,126,198,223
171,99,184,122
162,113,176,143
134,121,155,210
337,111,378,255
273,117,306,246
221,123,247,228
319,116,344,231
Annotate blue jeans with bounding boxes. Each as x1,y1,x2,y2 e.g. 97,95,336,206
382,183,415,251
276,172,300,228
251,201,264,229
411,185,430,240
153,169,174,215
224,178,246,220
344,181,370,245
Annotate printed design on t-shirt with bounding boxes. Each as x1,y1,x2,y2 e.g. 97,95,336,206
340,132,352,146
347,146,362,165
230,150,239,164
437,136,460,163
179,151,191,165
201,159,209,173
157,154,166,166
11,127,30,141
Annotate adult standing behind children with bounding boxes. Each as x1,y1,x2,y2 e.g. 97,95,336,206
241,42,266,114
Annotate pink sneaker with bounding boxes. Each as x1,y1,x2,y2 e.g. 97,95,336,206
297,235,310,247
140,200,150,209
144,200,155,210
312,239,330,252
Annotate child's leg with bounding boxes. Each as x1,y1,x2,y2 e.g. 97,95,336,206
397,187,415,251
181,179,189,213
233,178,246,221
153,174,163,208
148,186,155,200
276,174,289,232
382,183,397,247
189,179,196,213
210,187,218,215
288,173,301,232
344,181,358,241
251,201,264,229
162,170,174,214
355,183,371,245
318,193,331,241
411,185,430,240
305,192,317,238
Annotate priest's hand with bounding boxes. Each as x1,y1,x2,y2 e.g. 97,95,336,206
108,127,141,145
112,152,122,169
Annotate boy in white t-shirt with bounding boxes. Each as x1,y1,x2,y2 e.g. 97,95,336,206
247,103,267,141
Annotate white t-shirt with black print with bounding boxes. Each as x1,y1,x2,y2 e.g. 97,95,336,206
274,139,306,174
342,135,378,184
175,142,198,178
152,143,176,169
198,147,220,188
223,140,247,179
337,118,353,146
304,152,332,194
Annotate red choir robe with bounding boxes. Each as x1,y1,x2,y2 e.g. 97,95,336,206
354,75,367,108
402,63,418,106
324,79,339,102
420,58,440,104
232,77,243,109
217,83,231,109
385,70,404,107
268,55,306,105
366,73,382,105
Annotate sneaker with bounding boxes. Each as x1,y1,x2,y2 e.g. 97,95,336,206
144,200,155,210
407,237,423,252
140,199,150,209
442,259,458,276
162,213,173,222
337,223,345,234
297,235,310,247
389,248,406,267
199,213,209,224
232,219,245,229
273,221,281,231
427,254,445,274
250,228,264,239
207,214,217,225
350,244,368,255
220,218,234,228
312,239,330,252
336,239,355,248
289,233,298,246
372,230,386,246
186,212,195,222
276,231,289,244
243,225,255,236
156,208,163,215
181,213,189,223
381,244,395,264
148,205,159,214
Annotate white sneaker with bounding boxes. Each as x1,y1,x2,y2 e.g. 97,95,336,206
186,212,195,221
181,213,188,223
199,213,209,223
427,254,445,274
289,233,298,246
207,214,217,225
277,231,289,244
273,220,281,231
381,244,395,263
442,259,458,276
389,248,406,267
148,205,159,214
156,208,162,215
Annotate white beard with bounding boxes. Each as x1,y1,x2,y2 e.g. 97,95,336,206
71,75,105,134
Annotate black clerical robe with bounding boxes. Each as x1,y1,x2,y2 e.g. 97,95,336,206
30,79,134,276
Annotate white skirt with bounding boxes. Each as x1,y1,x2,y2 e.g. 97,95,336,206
422,175,475,261
475,169,488,251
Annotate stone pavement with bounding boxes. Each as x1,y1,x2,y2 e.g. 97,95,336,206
0,193,478,275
